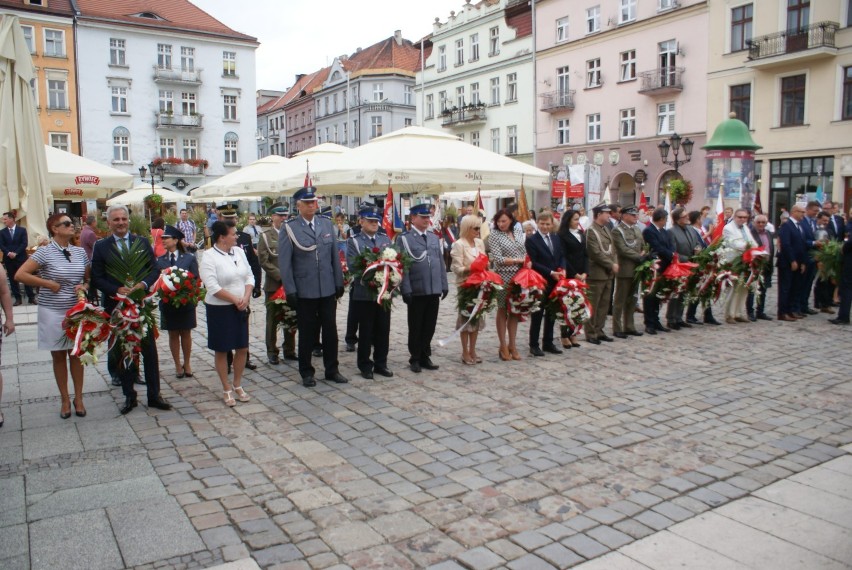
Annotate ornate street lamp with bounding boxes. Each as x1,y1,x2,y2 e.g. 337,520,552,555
658,132,694,175
138,162,165,194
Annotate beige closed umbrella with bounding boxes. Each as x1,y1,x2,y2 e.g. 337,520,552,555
0,15,50,244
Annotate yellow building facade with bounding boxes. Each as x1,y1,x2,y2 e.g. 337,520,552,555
708,0,852,223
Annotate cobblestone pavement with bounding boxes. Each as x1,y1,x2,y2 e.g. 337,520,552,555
1,283,850,570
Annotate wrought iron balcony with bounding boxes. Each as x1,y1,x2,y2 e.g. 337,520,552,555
441,106,488,127
746,22,838,67
638,67,684,95
539,90,575,113
159,162,206,176
157,113,203,129
153,66,202,84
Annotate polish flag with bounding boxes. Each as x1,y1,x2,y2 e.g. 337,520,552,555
638,189,647,213
304,159,312,188
664,190,673,229
711,183,726,242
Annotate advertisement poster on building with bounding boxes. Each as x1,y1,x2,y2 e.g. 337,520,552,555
705,150,756,209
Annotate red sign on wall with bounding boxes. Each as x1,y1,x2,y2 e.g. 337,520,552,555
552,180,584,198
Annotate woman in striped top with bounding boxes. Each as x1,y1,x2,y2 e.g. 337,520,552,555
16,213,91,419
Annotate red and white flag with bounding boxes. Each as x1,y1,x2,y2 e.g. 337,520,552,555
711,183,725,242
474,182,485,216
304,159,312,188
638,189,647,213
382,184,395,238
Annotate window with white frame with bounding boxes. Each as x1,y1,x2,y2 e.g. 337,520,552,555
489,26,499,55
159,137,176,158
47,78,67,109
49,133,70,151
490,77,500,105
659,0,675,10
471,82,480,105
44,29,64,57
557,119,570,145
490,128,500,153
370,116,383,138
157,44,172,69
223,51,236,76
471,131,480,147
586,6,601,34
21,25,34,54
470,33,479,61
181,92,197,115
112,127,130,162
586,59,601,88
224,132,238,165
587,113,601,142
507,125,518,154
620,108,636,138
342,122,348,143
657,102,675,134
182,138,198,160
223,95,237,120
456,86,465,107
455,38,464,66
730,4,753,53
352,119,357,140
110,38,126,66
438,45,446,71
506,73,518,102
159,90,173,113
438,90,447,111
180,47,195,71
426,94,434,118
556,17,569,42
111,87,128,113
620,50,636,81
316,128,322,144
404,85,413,105
620,0,637,24
373,83,384,101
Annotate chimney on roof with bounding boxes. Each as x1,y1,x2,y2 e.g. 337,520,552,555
394,29,402,45
339,54,348,61
355,47,362,53
295,74,305,83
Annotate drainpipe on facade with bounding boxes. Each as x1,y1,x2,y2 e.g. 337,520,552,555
419,38,425,126
530,0,538,207
70,0,82,154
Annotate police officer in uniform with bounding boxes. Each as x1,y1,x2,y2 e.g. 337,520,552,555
347,205,394,379
278,187,348,387
258,202,297,365
611,206,645,338
398,204,448,373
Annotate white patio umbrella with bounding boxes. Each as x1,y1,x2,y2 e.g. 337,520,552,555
106,185,187,206
301,127,551,195
44,145,133,200
191,154,290,200
0,15,50,244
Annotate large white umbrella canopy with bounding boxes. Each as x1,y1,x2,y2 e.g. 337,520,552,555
191,154,290,200
304,126,551,195
44,145,134,200
0,15,49,243
106,185,187,207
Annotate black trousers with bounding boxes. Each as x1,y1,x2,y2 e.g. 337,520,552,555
529,310,556,348
295,295,338,378
407,294,440,364
799,261,817,311
686,301,715,321
108,330,160,401
643,295,662,327
3,260,34,300
814,278,834,309
777,264,803,315
345,294,358,345
352,300,390,371
838,271,852,322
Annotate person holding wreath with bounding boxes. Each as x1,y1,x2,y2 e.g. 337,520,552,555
156,225,199,378
487,208,526,360
451,215,488,365
16,213,90,418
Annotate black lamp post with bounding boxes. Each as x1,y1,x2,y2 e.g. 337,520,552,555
657,132,694,175
138,161,165,194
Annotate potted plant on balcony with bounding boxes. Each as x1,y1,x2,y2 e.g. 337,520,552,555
666,178,693,206
441,108,452,118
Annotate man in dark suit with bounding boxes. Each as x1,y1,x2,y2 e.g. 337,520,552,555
829,222,852,325
685,210,720,325
777,204,808,321
642,208,674,335
824,201,846,242
525,210,566,355
279,187,347,387
667,207,701,329
1,211,35,305
91,205,172,414
746,214,775,321
799,200,820,315
398,204,448,373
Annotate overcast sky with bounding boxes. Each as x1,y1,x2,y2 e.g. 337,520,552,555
193,0,465,92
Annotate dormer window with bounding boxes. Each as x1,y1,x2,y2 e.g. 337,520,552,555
132,12,165,20
25,0,45,6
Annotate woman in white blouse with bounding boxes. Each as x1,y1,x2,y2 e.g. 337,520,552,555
199,220,255,407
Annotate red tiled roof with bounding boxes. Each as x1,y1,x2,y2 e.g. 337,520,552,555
0,0,75,16
342,35,421,77
75,0,256,43
506,6,532,39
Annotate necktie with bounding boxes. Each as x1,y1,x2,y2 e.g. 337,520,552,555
545,234,553,253
740,226,748,241
370,236,376,247
796,222,803,235
169,253,176,266
422,233,427,243
308,221,314,234
833,218,838,235
119,237,129,253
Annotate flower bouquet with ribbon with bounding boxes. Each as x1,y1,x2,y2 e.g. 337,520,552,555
105,238,159,370
546,278,592,332
634,250,661,299
686,239,724,306
730,246,769,292
267,286,298,334
350,245,411,310
62,292,112,365
506,256,547,320
155,267,205,308
653,257,698,302
439,254,503,346
812,239,842,284
339,250,352,289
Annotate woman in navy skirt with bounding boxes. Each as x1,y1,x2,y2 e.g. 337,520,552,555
156,225,199,379
198,220,254,407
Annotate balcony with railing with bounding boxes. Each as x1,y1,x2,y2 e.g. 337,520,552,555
539,90,575,113
153,66,202,84
157,113,203,129
638,67,684,95
746,22,838,68
157,161,207,176
441,105,488,127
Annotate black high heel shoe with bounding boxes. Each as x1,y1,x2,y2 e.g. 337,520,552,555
73,399,87,418
60,398,71,419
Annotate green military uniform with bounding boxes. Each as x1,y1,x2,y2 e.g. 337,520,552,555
586,214,619,341
258,211,296,361
612,216,645,334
